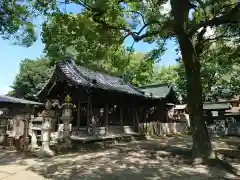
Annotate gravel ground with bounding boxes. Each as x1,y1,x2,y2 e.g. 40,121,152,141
0,135,240,180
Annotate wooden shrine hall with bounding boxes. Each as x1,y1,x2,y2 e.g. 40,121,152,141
36,59,173,139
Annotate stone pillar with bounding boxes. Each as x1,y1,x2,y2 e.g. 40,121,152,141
31,130,38,149
60,95,73,147
39,100,55,157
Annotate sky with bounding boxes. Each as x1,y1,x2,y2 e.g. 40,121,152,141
0,35,178,96
0,2,178,96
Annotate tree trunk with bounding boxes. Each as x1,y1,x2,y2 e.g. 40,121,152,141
178,34,214,160
169,0,215,160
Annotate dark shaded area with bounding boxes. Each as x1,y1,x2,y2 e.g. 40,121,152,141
0,149,30,165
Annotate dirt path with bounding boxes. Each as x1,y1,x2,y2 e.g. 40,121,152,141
0,136,239,180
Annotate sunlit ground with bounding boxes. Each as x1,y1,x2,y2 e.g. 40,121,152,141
0,135,240,180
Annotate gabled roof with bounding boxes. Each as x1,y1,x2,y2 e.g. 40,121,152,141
37,59,148,98
139,83,176,99
0,95,43,105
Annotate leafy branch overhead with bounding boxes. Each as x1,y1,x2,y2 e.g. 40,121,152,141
70,1,239,42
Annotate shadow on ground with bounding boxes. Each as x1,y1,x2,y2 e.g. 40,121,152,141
0,148,31,166
25,136,240,180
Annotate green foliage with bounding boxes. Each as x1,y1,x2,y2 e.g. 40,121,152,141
9,58,52,100
156,44,240,102
41,10,160,87
0,0,38,46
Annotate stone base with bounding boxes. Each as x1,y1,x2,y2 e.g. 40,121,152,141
37,143,55,157
31,144,39,149
54,137,72,152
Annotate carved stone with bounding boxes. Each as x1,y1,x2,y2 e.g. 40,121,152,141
59,95,74,148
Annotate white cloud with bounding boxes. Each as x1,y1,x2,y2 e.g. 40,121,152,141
204,26,215,38
197,26,215,39
0,86,12,95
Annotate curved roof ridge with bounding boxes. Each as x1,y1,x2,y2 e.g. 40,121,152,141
40,59,148,97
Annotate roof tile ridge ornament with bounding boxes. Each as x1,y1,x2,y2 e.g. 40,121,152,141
59,56,76,66
56,95,76,109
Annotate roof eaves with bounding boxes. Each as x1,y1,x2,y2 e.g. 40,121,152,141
0,95,43,105
139,83,171,89
58,59,147,97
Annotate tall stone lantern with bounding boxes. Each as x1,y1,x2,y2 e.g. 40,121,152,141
38,100,55,157
60,95,74,148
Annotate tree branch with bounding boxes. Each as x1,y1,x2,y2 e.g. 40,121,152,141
195,27,206,56
189,2,240,37
128,10,146,24
75,0,173,43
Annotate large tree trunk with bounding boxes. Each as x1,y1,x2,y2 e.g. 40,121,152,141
170,0,215,161
178,34,214,160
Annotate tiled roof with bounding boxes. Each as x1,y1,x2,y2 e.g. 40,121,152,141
173,103,232,111
225,106,240,113
203,102,231,110
139,83,175,98
0,95,43,105
218,95,240,103
38,59,148,97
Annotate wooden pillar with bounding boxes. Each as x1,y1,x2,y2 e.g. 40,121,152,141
135,107,140,133
120,107,123,126
77,100,81,128
132,108,135,126
104,104,109,135
86,95,91,134
113,105,116,125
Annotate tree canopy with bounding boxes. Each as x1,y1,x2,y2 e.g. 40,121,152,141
8,58,52,101
156,43,240,102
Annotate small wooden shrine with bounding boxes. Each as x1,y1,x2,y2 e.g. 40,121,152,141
37,59,175,139
0,95,43,150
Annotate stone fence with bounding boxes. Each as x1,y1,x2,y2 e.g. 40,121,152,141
139,122,186,136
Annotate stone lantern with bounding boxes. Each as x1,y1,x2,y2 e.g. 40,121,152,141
60,95,74,147
38,100,55,157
